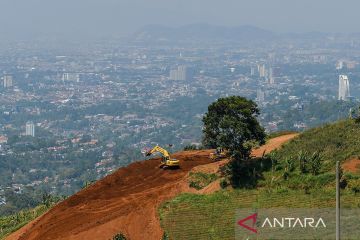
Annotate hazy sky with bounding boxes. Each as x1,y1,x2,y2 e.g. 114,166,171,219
1,0,359,40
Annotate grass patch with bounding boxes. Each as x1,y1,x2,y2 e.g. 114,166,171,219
188,172,218,190
159,188,360,240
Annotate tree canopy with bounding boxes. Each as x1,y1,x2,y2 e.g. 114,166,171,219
202,96,265,160
202,96,266,188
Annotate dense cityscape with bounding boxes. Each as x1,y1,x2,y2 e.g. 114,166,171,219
1,26,360,214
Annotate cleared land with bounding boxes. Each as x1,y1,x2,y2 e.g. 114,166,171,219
7,134,296,240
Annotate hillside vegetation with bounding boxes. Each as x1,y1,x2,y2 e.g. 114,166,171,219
160,189,360,240
272,119,360,170
0,194,63,239
160,120,360,239
0,205,48,239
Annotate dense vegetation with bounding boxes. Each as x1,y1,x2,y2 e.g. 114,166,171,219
267,99,358,131
160,119,360,239
272,119,360,171
0,194,62,239
202,96,265,151
202,96,266,187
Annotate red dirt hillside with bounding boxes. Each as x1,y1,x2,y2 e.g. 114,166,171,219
7,134,297,240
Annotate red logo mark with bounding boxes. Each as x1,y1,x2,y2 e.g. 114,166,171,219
237,213,258,233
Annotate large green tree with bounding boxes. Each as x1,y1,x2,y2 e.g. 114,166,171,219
202,96,266,187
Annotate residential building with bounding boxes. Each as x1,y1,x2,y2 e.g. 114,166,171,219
25,121,35,137
3,75,13,88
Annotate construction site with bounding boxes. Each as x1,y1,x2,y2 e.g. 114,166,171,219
6,134,297,240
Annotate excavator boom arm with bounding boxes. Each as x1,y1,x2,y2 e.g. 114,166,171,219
145,145,179,168
146,146,170,158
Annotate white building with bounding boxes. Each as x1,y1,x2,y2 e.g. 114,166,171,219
268,68,275,84
169,66,190,81
258,64,266,78
3,75,13,88
338,75,350,101
250,67,255,76
25,121,35,137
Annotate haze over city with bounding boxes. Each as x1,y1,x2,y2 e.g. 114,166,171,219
2,1,360,239
1,0,360,41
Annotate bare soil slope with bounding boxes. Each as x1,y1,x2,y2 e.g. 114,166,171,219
343,158,360,173
8,134,297,240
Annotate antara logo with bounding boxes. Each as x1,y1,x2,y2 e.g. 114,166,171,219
237,213,326,233
237,213,258,233
261,217,326,228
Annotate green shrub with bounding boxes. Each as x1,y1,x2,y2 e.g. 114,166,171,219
220,178,229,189
284,157,295,172
183,145,200,151
113,232,127,240
344,173,360,180
283,157,295,180
189,181,202,190
162,232,169,240
298,151,309,174
188,172,218,190
309,151,322,176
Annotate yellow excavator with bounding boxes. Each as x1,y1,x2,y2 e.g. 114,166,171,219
145,145,180,168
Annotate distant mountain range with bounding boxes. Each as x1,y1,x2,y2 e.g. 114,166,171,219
131,24,278,43
130,24,359,44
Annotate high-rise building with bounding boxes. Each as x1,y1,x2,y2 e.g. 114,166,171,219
3,75,13,88
169,69,178,80
338,75,350,101
258,64,266,78
268,68,275,84
177,66,187,80
25,121,35,137
250,67,256,76
169,66,191,81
